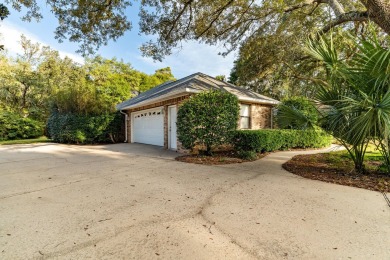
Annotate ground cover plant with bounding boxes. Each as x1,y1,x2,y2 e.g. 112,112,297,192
175,150,268,165
283,149,390,192
0,136,51,145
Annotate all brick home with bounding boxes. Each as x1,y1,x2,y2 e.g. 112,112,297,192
116,72,279,150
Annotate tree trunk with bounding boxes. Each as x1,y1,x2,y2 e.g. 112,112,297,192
362,0,390,34
21,83,29,110
205,145,212,156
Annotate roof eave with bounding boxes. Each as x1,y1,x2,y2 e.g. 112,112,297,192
185,88,279,105
117,86,279,111
117,90,189,110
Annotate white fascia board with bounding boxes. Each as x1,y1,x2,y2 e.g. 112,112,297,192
121,87,278,110
238,97,280,105
120,91,188,110
186,88,278,105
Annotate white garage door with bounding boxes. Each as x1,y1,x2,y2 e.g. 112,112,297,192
132,107,164,146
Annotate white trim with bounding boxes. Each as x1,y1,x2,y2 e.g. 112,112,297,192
168,105,177,150
120,92,188,110
185,88,278,105
238,97,278,105
130,111,134,143
121,87,278,111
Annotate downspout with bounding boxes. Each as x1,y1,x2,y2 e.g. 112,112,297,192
120,110,128,143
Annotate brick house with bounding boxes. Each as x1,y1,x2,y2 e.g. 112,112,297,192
116,72,279,151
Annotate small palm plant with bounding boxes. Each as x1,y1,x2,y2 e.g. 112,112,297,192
306,33,390,173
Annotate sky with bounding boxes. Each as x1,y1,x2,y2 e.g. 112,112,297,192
0,2,236,79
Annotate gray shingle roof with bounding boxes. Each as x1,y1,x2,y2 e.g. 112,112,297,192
116,72,279,110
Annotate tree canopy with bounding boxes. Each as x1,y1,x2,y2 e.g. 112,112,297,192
2,1,389,57
0,35,175,118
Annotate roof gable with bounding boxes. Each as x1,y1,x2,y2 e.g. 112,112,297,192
116,72,279,110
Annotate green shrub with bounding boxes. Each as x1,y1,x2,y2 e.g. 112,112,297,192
177,90,239,155
233,129,332,153
46,112,124,144
276,96,318,130
0,111,44,141
238,150,257,160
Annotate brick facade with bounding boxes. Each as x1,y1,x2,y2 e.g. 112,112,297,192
125,95,273,151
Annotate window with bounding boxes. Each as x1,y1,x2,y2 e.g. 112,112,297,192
240,104,250,129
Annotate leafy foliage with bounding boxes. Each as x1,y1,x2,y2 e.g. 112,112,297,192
307,33,390,173
0,36,175,141
47,112,124,144
233,129,332,155
177,90,239,155
276,97,318,130
4,1,390,57
5,0,131,55
0,110,43,140
138,0,390,61
0,3,9,21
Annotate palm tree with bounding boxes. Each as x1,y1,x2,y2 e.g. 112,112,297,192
306,33,390,173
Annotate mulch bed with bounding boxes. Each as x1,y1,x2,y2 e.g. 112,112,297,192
283,153,390,192
175,150,267,165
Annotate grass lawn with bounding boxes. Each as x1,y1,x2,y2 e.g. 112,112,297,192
283,148,390,192
0,136,53,145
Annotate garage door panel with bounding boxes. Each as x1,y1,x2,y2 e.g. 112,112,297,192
132,108,164,146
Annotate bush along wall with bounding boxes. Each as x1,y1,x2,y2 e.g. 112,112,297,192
0,111,44,141
47,112,124,144
233,129,332,155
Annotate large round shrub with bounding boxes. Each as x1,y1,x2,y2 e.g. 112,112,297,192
0,111,43,140
276,96,318,130
177,90,239,154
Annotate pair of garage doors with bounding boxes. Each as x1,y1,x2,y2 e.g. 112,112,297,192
132,107,177,149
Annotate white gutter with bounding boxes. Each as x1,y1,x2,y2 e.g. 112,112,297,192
119,110,128,142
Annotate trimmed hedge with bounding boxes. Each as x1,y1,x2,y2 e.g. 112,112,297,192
47,112,124,144
0,111,44,141
233,129,332,153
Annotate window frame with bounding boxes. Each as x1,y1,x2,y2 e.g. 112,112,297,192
239,104,251,129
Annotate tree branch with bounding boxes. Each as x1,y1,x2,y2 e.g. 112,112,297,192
320,11,369,34
284,0,327,13
327,0,345,17
196,0,235,39
165,0,194,40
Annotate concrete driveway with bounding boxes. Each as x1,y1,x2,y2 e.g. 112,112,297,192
0,143,389,259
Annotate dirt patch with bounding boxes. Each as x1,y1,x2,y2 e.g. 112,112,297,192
175,151,267,165
283,153,390,192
